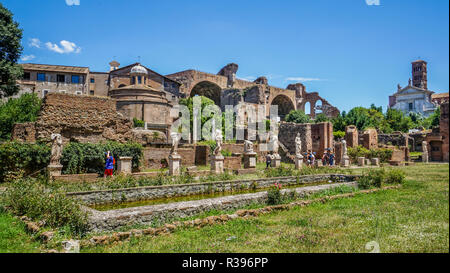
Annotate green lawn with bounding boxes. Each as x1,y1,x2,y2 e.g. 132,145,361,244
0,209,41,253
0,163,448,253
82,163,449,253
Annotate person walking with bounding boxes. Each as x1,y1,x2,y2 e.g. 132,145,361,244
104,151,114,179
266,153,273,169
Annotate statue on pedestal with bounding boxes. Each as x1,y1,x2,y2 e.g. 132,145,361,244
50,133,62,166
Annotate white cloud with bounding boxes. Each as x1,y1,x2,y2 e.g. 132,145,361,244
285,77,325,82
45,40,81,54
21,55,36,62
29,38,41,48
65,0,80,6
237,76,257,81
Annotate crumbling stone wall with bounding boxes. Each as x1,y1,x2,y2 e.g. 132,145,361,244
143,146,196,169
361,129,378,150
345,126,359,148
378,133,407,147
35,93,133,143
11,122,36,142
279,122,333,158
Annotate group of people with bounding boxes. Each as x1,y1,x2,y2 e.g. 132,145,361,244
305,148,335,167
265,148,336,169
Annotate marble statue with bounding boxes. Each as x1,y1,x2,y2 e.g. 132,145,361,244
170,132,181,155
244,140,254,154
213,129,223,155
295,133,302,156
50,133,62,166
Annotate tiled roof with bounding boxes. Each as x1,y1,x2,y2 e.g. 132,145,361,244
21,63,89,74
431,92,449,99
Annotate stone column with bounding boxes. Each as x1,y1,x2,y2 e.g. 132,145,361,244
117,157,133,174
243,152,257,169
371,158,380,166
47,164,63,177
210,154,225,174
357,157,365,167
169,154,182,176
271,154,281,168
422,141,429,163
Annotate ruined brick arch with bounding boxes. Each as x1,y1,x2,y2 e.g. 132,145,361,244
189,80,223,106
270,94,295,120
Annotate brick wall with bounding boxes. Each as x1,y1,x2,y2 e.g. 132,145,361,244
34,93,133,143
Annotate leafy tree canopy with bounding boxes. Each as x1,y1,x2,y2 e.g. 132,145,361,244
0,3,23,98
0,93,41,140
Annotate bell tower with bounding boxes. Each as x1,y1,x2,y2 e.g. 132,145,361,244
412,60,427,90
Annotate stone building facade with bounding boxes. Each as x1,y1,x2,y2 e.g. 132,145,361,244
15,61,339,145
389,60,443,117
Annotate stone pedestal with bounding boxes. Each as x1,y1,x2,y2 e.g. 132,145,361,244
243,152,257,169
47,164,63,177
357,157,366,167
271,154,281,168
169,154,182,176
210,154,225,174
422,152,429,163
117,157,133,175
294,155,304,169
341,156,350,167
371,158,380,166
365,159,371,166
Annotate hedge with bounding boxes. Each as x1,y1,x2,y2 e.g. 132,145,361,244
61,141,143,175
0,141,50,183
348,146,393,163
0,141,143,182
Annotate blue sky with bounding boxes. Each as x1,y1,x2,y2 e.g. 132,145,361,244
3,0,449,112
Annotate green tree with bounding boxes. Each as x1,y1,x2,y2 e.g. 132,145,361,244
331,114,346,132
314,113,330,123
0,3,23,98
385,108,413,132
285,110,311,124
0,93,41,140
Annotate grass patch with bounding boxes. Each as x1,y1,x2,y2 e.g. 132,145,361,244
81,163,449,253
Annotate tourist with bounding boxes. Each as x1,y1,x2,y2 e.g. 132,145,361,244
329,151,335,166
322,150,330,166
265,152,272,169
104,151,114,179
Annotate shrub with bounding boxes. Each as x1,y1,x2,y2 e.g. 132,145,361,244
358,168,386,189
264,165,295,178
133,118,145,128
385,169,406,185
0,93,41,141
267,183,282,205
348,146,393,163
0,141,50,183
221,149,232,157
61,141,143,175
1,178,88,235
333,131,345,140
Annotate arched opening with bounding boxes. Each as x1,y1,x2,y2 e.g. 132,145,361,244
315,100,323,114
190,81,222,106
271,95,295,120
304,101,311,115
118,84,126,88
